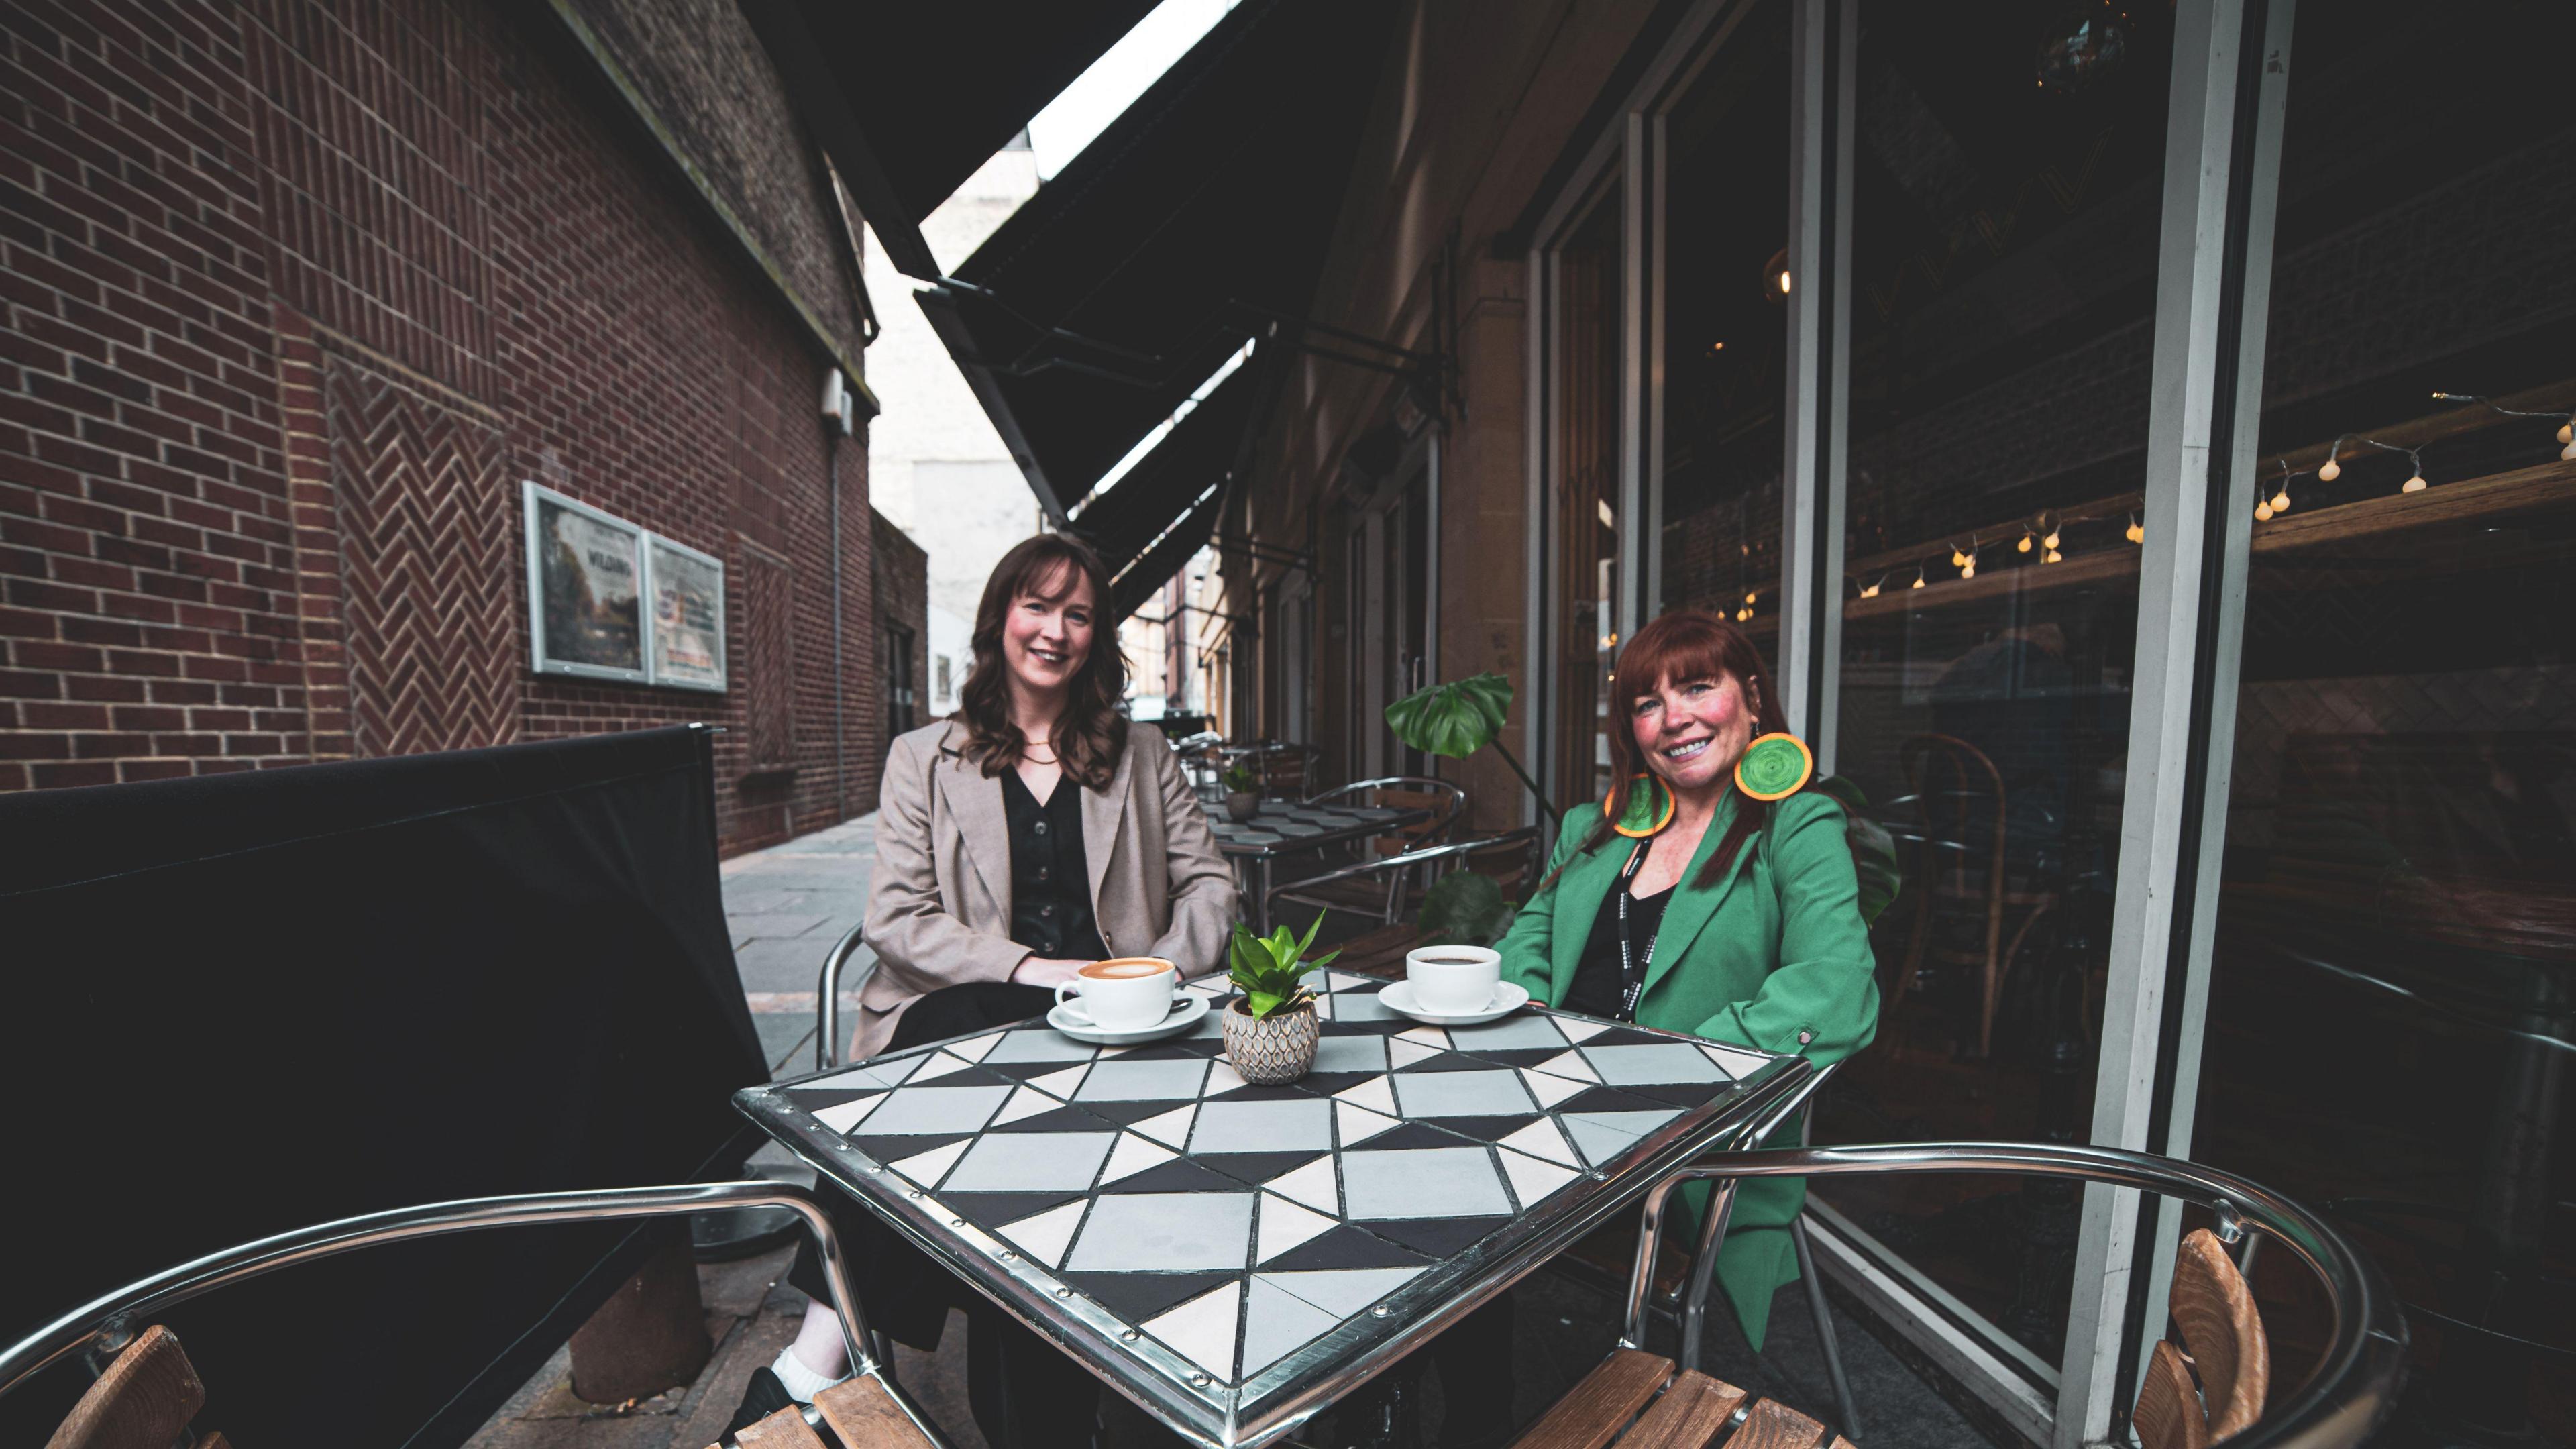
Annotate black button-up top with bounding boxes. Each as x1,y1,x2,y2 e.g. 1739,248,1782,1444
999,768,1112,961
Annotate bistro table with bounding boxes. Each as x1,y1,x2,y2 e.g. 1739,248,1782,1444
735,969,1811,1449
1201,800,1432,933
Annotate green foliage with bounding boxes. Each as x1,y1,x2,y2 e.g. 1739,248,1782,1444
1417,871,1517,948
1222,760,1259,794
1226,914,1340,1019
1383,672,1513,759
1811,774,1901,926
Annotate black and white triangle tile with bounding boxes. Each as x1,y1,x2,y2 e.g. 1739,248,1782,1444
761,971,1786,1410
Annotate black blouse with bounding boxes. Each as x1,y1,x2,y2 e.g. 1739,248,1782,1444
999,768,1112,961
1564,878,1676,1021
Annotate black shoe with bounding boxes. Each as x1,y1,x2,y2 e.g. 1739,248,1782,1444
727,1365,801,1438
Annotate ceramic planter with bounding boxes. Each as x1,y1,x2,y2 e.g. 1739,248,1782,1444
1224,790,1263,822
1222,998,1319,1085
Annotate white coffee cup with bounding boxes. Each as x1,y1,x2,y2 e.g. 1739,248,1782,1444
1055,957,1180,1031
1405,945,1501,1015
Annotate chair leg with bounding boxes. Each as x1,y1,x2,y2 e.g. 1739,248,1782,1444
1793,1213,1863,1442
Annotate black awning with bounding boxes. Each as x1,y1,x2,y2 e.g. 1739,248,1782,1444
1063,363,1258,580
920,0,1395,521
743,0,1157,280
1109,483,1226,624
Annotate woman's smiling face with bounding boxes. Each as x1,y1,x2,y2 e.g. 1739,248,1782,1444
1002,563,1095,699
1630,669,1757,794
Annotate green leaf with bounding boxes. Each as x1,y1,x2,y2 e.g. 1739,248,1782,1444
1246,989,1285,1018
1811,775,1900,928
1417,871,1517,947
1384,673,1514,759
1304,947,1341,973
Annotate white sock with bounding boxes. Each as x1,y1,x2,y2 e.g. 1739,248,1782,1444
770,1346,846,1404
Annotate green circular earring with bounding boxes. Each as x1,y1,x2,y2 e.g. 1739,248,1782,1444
1735,733,1815,801
1607,774,1676,837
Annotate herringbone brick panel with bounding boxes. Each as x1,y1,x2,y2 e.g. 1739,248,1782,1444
325,357,519,758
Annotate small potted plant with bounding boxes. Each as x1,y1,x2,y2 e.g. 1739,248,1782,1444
1222,915,1338,1084
1221,760,1263,822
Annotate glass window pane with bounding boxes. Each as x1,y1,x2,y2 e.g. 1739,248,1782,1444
1658,0,1791,628
1817,0,2179,1374
1553,195,1623,806
2196,2,2576,1434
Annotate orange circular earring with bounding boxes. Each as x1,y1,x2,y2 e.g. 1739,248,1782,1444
1607,774,1676,837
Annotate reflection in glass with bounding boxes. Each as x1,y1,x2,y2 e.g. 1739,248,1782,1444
1658,0,1789,628
2194,3,2576,1440
1813,0,2176,1373
1553,195,1623,808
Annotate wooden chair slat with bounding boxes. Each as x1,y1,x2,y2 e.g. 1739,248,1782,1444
2133,1338,2211,1449
813,1374,937,1449
2171,1229,2268,1439
1716,1398,1827,1449
1509,1348,1674,1449
729,1404,829,1449
1613,1369,1748,1449
48,1325,204,1449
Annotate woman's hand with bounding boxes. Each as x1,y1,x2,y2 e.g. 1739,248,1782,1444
1010,956,1089,988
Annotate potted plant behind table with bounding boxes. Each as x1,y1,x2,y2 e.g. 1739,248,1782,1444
1222,760,1263,822
1222,915,1338,1084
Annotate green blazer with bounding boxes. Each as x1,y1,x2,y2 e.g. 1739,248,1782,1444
1497,790,1878,1350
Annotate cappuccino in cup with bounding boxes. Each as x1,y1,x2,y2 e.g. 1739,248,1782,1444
1056,957,1179,1031
1405,945,1501,1014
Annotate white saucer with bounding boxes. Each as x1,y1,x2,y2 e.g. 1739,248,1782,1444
1048,994,1209,1045
1377,979,1530,1026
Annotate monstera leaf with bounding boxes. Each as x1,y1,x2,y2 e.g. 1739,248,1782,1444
1384,673,1557,823
1811,773,1901,927
1417,871,1517,948
1384,672,1513,759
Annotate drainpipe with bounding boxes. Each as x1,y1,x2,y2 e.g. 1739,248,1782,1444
822,370,855,819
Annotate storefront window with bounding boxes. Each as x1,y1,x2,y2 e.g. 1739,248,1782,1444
2195,2,2576,1437
1814,0,2178,1373
1551,195,1624,806
1657,0,1789,625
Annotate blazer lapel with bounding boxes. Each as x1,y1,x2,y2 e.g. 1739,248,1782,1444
930,723,1009,916
1640,794,1754,1000
1081,739,1134,930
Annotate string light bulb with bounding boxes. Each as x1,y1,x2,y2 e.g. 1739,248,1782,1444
2043,526,2061,549
1858,574,1884,599
1911,564,1926,590
2559,421,2573,445
2318,435,2349,484
2043,547,2063,564
1959,545,1978,581
1744,590,1758,605
2401,453,2427,492
2267,460,2292,515
1949,546,1968,568
2255,500,2274,521
2018,528,2034,553
2125,513,2145,545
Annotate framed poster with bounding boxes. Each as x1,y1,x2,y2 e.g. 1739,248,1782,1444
523,482,647,683
645,533,727,692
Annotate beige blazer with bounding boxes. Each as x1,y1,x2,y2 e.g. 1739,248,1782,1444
852,718,1237,1059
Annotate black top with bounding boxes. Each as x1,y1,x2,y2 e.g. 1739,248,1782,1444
1564,877,1676,1020
1000,768,1112,961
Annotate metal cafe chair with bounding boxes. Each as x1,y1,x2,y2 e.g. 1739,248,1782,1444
0,1181,949,1449
1266,828,1538,930
1544,1142,2407,1449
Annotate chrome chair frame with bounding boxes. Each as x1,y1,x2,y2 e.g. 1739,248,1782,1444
0,1179,951,1449
1649,1143,2408,1449
818,920,874,1071
1263,828,1539,928
1301,775,1468,844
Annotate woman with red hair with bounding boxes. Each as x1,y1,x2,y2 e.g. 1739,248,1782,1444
1498,608,1878,1350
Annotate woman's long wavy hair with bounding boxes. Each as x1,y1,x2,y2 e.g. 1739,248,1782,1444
954,534,1130,791
1541,609,1798,894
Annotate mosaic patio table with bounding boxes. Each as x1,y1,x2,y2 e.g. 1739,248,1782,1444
735,969,1813,1449
1197,801,1430,933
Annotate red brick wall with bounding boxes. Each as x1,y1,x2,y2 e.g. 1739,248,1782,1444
1,0,880,853
870,505,927,762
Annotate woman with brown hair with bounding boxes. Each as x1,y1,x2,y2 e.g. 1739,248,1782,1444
735,533,1235,1447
